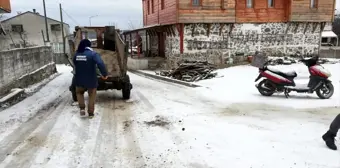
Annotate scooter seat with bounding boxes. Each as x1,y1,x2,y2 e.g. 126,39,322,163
267,66,297,77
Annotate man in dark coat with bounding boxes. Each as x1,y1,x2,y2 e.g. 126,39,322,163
73,39,108,118
322,114,340,150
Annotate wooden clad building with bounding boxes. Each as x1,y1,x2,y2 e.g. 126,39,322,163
0,0,11,13
124,0,336,69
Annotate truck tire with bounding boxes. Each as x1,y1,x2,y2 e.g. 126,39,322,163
122,75,132,99
122,86,131,100
71,76,77,102
71,88,77,102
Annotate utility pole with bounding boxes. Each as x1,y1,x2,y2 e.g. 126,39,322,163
89,15,98,26
43,0,50,43
59,3,66,55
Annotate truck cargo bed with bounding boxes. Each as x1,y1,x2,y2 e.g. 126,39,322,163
94,48,121,77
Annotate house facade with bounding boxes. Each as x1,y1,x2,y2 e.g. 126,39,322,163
0,10,70,54
124,0,336,68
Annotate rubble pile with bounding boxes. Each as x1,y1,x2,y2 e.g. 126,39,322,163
156,61,217,82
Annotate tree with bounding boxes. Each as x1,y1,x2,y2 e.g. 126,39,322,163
18,31,28,48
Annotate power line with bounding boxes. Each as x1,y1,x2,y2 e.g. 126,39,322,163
61,8,79,26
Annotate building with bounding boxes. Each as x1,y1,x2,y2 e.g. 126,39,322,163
123,0,336,69
0,10,70,54
321,22,338,46
0,0,11,13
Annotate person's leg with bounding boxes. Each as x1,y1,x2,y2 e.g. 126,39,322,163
329,114,340,135
76,87,86,116
322,113,340,150
87,88,97,118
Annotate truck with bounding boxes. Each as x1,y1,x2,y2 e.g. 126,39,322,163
66,26,132,101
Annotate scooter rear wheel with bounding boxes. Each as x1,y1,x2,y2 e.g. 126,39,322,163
257,79,276,96
316,82,334,99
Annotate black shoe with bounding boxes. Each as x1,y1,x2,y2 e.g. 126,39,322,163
88,112,94,119
322,131,337,150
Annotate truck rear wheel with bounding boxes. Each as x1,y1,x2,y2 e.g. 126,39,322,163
122,75,132,100
122,87,131,99
71,88,77,102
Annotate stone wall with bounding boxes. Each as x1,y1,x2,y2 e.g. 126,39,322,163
150,35,159,57
162,22,321,68
320,47,340,59
0,46,57,96
53,53,70,64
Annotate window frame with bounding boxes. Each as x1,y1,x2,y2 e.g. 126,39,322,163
192,0,201,6
161,0,165,10
310,0,318,8
11,24,23,33
246,0,253,8
151,0,154,13
147,0,150,15
268,0,274,8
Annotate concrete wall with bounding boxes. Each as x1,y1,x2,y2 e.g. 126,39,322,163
0,46,57,96
53,53,70,64
320,47,340,58
158,22,322,68
0,12,70,54
127,57,148,70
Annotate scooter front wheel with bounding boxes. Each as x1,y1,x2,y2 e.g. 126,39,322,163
257,79,276,96
316,82,334,99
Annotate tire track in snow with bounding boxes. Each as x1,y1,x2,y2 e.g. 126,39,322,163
30,99,78,167
112,93,146,168
0,92,67,164
132,90,190,167
90,96,116,167
0,93,70,168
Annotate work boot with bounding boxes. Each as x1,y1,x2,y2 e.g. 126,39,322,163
80,109,86,117
322,131,337,150
88,112,94,119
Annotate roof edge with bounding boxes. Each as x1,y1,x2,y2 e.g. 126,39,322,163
1,11,69,26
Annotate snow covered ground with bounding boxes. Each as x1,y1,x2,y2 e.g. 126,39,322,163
196,62,340,109
0,64,339,168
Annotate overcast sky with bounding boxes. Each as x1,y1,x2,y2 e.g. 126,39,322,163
3,0,340,33
5,0,143,32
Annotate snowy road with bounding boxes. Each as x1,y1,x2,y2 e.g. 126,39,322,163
0,65,339,168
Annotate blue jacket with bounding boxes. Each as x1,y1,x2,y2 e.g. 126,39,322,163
73,47,108,88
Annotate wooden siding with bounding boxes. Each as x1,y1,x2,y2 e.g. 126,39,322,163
290,0,335,22
143,0,177,26
178,0,235,23
236,0,288,22
0,0,11,13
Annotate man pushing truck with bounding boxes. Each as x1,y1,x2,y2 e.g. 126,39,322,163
73,39,108,118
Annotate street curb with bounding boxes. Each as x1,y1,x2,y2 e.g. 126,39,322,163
128,70,201,88
0,88,25,105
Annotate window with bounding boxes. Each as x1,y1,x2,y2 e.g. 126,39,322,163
310,0,317,8
268,0,274,7
192,0,200,6
50,24,61,31
246,0,253,8
161,0,165,9
151,0,154,13
11,24,23,33
147,0,150,14
52,43,63,53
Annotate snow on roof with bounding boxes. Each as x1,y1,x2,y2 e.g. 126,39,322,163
322,31,338,38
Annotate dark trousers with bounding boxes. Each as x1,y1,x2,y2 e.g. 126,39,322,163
329,113,340,135
76,87,97,113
